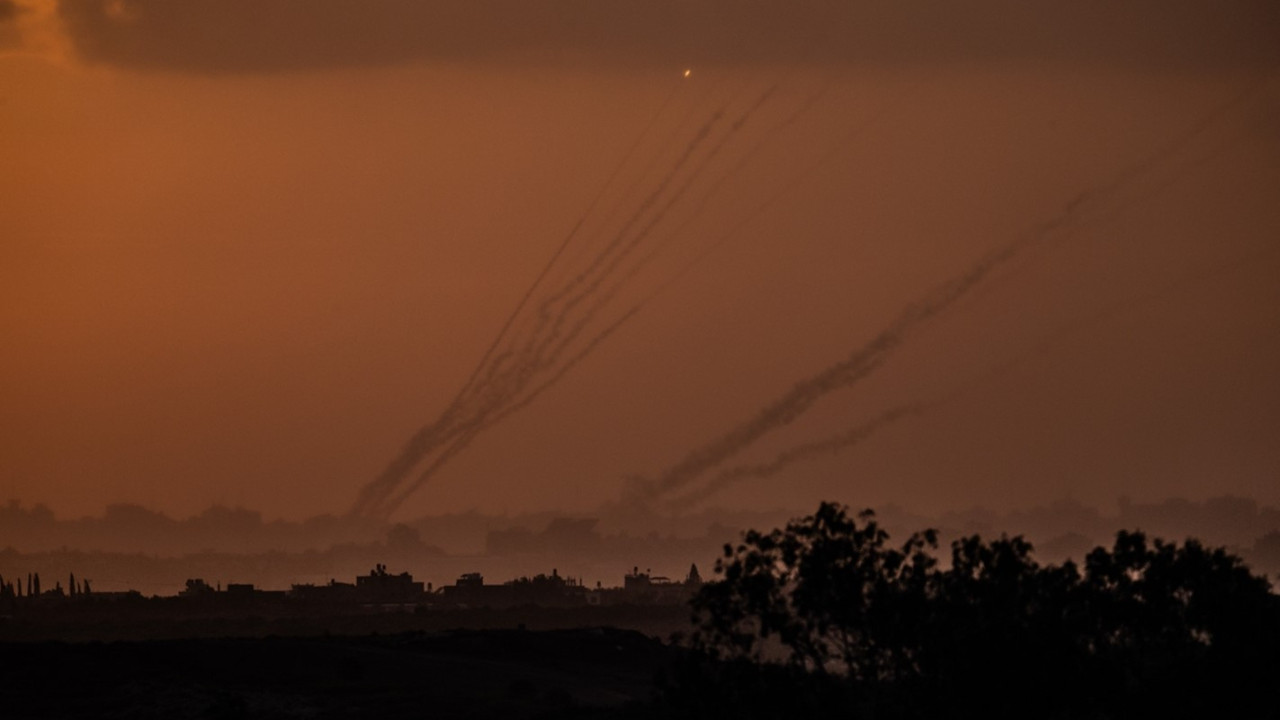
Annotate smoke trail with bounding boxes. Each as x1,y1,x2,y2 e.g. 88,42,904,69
528,77,770,337
454,81,687,403
660,84,831,243
451,83,778,428
375,306,644,519
477,100,735,417
524,86,780,377
533,105,728,318
634,78,1274,505
667,403,925,508
636,92,890,312
677,234,1280,508
635,231,1058,502
576,72,742,267
354,81,789,519
349,77,711,519
363,81,810,520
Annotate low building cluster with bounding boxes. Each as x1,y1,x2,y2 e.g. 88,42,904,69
292,563,703,610
2,563,704,614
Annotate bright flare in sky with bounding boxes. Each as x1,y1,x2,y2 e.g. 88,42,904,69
683,69,691,78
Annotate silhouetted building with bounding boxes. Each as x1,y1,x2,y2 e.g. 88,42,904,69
355,564,425,605
439,569,587,608
591,565,702,606
179,578,216,598
289,580,357,604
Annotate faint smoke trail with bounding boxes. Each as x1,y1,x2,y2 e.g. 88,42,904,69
667,85,831,237
456,81,686,403
638,92,888,309
637,232,1057,502
462,84,776,418
667,404,924,508
534,104,728,318
531,79,766,332
482,101,735,415
634,77,1272,505
356,78,797,520
677,236,1280,507
349,83,690,518
582,72,739,257
380,306,643,516
526,86,779,376
373,81,785,519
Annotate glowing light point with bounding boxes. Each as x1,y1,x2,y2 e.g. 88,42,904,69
683,69,692,78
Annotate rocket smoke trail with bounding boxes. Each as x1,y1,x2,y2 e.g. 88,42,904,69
675,235,1280,508
525,87,779,377
665,404,925,508
351,80,736,519
635,233,1058,502
368,87,783,520
635,77,1273,505
352,77,812,520
347,82,690,519
456,82,686,402
381,306,643,513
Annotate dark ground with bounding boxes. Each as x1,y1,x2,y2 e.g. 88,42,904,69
2,627,680,719
0,603,693,643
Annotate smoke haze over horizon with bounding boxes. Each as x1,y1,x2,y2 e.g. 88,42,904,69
3,1,1279,522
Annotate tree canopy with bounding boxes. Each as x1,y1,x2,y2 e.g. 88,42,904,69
672,502,1280,718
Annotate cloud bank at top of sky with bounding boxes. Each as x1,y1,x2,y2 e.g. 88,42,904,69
49,0,1280,75
0,0,23,49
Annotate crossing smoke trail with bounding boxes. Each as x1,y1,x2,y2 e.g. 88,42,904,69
524,84,777,367
633,77,1273,506
373,88,783,519
348,82,697,519
376,86,834,516
523,87,779,378
457,82,687,402
349,84,729,519
381,306,643,513
350,77,820,520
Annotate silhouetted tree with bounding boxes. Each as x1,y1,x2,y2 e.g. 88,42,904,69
692,502,940,683
675,502,1280,719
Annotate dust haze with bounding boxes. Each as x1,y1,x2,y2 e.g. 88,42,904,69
2,1,1279,562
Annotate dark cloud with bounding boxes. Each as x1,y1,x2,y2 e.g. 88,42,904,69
0,0,22,49
57,0,1280,75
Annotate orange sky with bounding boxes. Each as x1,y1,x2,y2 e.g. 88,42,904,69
2,1,1279,521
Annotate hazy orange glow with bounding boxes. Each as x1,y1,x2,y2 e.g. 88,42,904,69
1,1,1278,521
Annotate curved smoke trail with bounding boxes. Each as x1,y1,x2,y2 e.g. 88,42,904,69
635,77,1274,505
